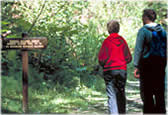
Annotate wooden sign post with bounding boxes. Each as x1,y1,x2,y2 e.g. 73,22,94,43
2,33,47,113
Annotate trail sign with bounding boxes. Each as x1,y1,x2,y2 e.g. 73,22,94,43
2,37,47,50
2,33,47,113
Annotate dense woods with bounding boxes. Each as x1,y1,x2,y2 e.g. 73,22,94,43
1,0,167,113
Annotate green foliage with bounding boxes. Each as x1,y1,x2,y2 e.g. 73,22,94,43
1,0,167,113
2,76,22,113
2,0,166,85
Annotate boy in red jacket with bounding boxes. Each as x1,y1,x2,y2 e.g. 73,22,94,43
98,20,132,114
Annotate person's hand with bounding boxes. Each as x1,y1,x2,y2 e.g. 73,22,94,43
134,68,140,79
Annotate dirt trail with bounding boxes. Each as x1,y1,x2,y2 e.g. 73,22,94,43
76,80,143,114
126,80,142,113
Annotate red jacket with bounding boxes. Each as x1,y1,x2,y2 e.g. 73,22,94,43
98,33,132,71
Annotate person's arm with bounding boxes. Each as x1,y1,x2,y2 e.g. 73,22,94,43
98,40,109,67
134,28,145,68
123,39,132,64
134,28,145,78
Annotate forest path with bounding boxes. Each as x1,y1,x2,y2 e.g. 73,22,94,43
72,80,143,114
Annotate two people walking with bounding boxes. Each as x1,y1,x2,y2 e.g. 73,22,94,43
98,9,167,114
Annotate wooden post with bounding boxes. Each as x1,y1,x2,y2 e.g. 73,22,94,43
22,33,28,113
22,51,28,112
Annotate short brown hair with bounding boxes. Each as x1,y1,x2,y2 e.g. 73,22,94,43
143,9,157,22
107,20,120,34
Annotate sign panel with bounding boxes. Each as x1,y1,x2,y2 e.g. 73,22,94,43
2,37,47,50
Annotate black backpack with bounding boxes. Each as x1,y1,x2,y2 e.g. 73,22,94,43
147,25,166,58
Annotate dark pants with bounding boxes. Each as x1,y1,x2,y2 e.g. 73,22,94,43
103,70,127,114
139,56,166,113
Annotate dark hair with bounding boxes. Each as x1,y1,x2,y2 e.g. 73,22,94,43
107,20,120,34
143,9,157,22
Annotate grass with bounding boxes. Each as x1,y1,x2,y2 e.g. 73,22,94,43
1,76,107,114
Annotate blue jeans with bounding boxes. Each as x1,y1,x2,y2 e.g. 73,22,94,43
103,70,127,114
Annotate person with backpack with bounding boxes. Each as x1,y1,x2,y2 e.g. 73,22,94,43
134,9,167,113
98,20,132,114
